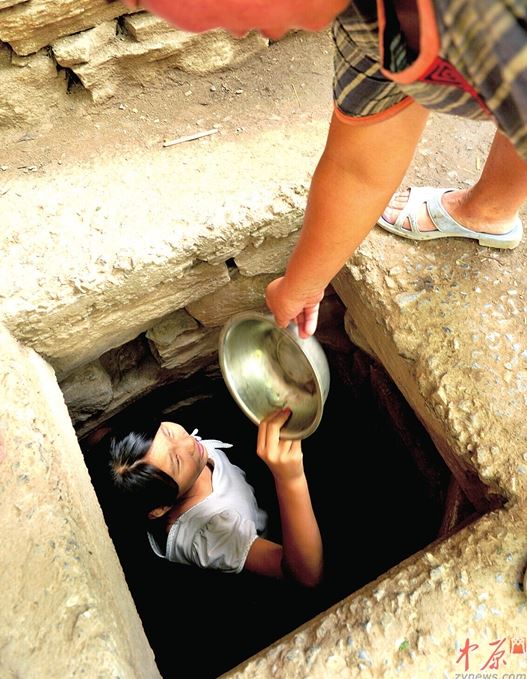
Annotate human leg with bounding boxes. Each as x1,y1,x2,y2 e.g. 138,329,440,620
379,129,527,246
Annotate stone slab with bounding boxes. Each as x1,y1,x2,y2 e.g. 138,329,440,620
333,225,527,512
0,0,132,55
223,503,527,678
0,112,320,378
0,323,160,678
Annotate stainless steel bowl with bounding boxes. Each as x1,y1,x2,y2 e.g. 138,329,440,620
218,312,330,439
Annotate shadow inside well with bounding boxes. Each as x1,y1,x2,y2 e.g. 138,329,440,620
81,345,472,679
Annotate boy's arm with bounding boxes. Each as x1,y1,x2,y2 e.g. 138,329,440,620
244,480,323,588
244,410,323,587
244,471,322,587
273,470,323,587
265,102,430,337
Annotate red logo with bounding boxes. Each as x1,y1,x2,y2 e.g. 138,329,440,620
510,637,526,654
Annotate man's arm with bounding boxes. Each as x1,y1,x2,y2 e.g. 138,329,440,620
265,102,430,337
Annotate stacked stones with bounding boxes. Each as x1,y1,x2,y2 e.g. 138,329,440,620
0,0,267,130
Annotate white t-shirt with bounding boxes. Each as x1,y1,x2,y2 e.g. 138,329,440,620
147,434,268,574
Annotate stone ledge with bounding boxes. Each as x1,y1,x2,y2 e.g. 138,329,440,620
334,225,527,511
224,504,527,678
0,0,132,55
0,324,160,678
0,119,319,379
51,20,268,103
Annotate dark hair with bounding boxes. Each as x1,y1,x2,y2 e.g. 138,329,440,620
108,432,180,517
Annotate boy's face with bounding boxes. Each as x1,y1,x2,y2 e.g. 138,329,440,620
122,0,349,39
144,421,209,498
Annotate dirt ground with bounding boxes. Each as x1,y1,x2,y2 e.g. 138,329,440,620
1,27,496,185
2,30,336,172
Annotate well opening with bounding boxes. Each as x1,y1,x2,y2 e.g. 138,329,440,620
77,301,480,679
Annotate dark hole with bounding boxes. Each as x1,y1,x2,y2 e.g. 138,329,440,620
81,343,477,679
64,68,84,94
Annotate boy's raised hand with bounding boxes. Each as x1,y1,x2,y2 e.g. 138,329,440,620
256,409,304,484
255,408,323,587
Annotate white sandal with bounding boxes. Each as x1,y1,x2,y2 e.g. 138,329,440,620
377,186,523,250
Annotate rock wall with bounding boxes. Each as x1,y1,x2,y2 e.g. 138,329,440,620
63,287,346,440
0,0,268,131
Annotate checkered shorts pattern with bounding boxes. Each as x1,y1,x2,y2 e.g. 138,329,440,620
333,0,527,159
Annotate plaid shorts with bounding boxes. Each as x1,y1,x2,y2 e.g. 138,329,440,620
333,0,527,160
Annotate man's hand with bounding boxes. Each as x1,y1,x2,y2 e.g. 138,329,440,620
265,276,324,338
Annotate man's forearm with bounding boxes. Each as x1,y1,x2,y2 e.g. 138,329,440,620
283,105,430,297
284,157,395,296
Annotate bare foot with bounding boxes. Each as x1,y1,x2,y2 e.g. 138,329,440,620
381,188,519,235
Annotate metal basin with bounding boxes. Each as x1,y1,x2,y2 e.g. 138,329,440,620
218,312,330,439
